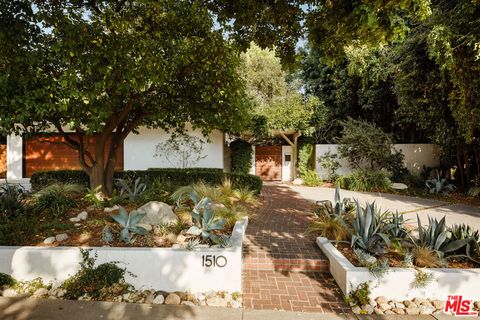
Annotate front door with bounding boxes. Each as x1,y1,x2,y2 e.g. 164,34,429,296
255,145,282,181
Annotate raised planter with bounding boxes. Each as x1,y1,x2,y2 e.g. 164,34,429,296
0,219,248,293
317,237,480,300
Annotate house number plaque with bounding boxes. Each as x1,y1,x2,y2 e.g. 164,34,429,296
201,255,227,268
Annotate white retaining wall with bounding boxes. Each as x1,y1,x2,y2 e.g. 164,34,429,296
0,219,248,293
124,127,225,171
317,237,480,300
316,144,440,179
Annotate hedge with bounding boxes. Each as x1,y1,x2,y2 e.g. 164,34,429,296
230,139,253,174
30,168,263,194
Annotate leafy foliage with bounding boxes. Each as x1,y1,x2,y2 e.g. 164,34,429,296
318,152,340,182
110,207,148,243
230,140,253,175
302,170,323,187
62,250,128,300
32,183,83,217
336,169,391,192
0,273,16,288
346,282,371,307
298,143,314,178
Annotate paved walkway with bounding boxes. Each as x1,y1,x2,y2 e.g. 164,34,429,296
290,186,480,230
242,183,349,313
0,297,461,320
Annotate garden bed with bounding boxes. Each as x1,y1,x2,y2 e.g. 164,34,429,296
0,218,247,293
317,237,480,301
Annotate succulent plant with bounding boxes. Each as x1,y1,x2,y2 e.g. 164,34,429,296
110,207,148,243
0,182,27,215
102,225,114,243
351,200,391,254
385,211,409,240
416,215,469,254
115,178,146,202
425,170,456,194
186,197,226,242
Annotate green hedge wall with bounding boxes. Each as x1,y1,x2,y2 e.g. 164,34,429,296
230,139,253,174
30,168,263,194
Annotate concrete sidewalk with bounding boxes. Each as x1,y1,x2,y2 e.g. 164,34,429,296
289,186,480,230
0,297,462,320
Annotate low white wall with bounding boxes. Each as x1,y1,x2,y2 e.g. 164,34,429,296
6,135,23,180
123,127,225,171
316,144,440,179
0,219,247,293
317,237,480,300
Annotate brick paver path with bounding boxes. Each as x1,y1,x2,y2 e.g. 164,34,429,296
242,183,349,313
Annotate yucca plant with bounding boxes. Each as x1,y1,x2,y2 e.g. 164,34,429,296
115,178,146,202
351,201,390,254
110,207,148,243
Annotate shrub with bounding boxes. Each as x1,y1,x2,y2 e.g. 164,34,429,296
0,273,16,288
62,249,129,300
302,170,323,187
306,214,349,243
32,183,84,217
298,143,314,177
384,149,408,181
346,282,371,307
230,140,253,174
337,118,393,170
337,169,391,192
31,169,263,194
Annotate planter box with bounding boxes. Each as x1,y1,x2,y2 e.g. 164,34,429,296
317,237,480,300
0,219,248,293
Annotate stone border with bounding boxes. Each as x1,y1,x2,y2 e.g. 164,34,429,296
317,237,480,301
0,219,248,293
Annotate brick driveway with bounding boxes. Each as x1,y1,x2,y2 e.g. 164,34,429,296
242,183,349,313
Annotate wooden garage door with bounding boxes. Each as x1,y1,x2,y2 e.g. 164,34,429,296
255,145,282,181
0,144,6,178
25,134,124,177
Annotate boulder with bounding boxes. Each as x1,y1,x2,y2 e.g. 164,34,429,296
392,308,405,315
292,178,304,185
77,211,88,220
153,294,165,304
420,305,435,315
165,293,181,305
144,291,155,304
391,183,408,190
55,233,69,242
375,296,389,305
373,307,384,315
43,237,56,245
137,202,177,226
432,300,445,310
406,307,420,315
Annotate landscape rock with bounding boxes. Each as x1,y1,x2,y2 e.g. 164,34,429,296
432,300,444,310
43,237,56,245
205,290,217,299
3,289,18,297
362,305,374,314
391,182,408,190
144,291,155,304
137,224,152,232
395,302,406,309
104,205,120,213
384,310,395,315
33,288,49,298
153,295,165,304
404,300,415,307
138,201,177,226
351,306,361,314
375,296,389,305
379,303,391,311
181,301,195,306
69,217,81,222
405,307,420,315
373,307,384,315
230,300,242,309
195,293,206,301
74,223,82,227
292,178,304,185
77,211,88,220
420,305,436,314
206,296,228,307
55,233,69,242
392,308,405,315
165,293,181,305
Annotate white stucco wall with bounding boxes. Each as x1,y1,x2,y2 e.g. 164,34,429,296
123,127,225,170
281,145,292,181
316,144,440,179
6,135,23,179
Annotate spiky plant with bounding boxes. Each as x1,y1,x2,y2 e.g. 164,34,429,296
351,201,390,254
215,206,247,229
307,214,349,243
32,183,84,217
232,187,260,206
412,246,445,268
110,207,148,243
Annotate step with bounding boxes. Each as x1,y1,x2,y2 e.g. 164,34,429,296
243,257,329,272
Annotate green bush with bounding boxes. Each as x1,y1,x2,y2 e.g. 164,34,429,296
0,183,27,215
298,143,314,177
31,169,263,195
62,250,128,300
32,183,84,217
230,140,253,174
337,169,391,192
302,170,323,187
0,273,16,288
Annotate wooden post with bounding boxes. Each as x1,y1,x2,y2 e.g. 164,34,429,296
279,132,301,180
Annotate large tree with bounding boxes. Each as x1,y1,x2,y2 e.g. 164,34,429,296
0,0,249,195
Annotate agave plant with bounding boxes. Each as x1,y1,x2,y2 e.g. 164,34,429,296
186,197,227,243
415,215,473,257
385,211,409,240
425,170,455,194
315,185,349,218
110,207,148,243
115,178,146,202
351,200,390,254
